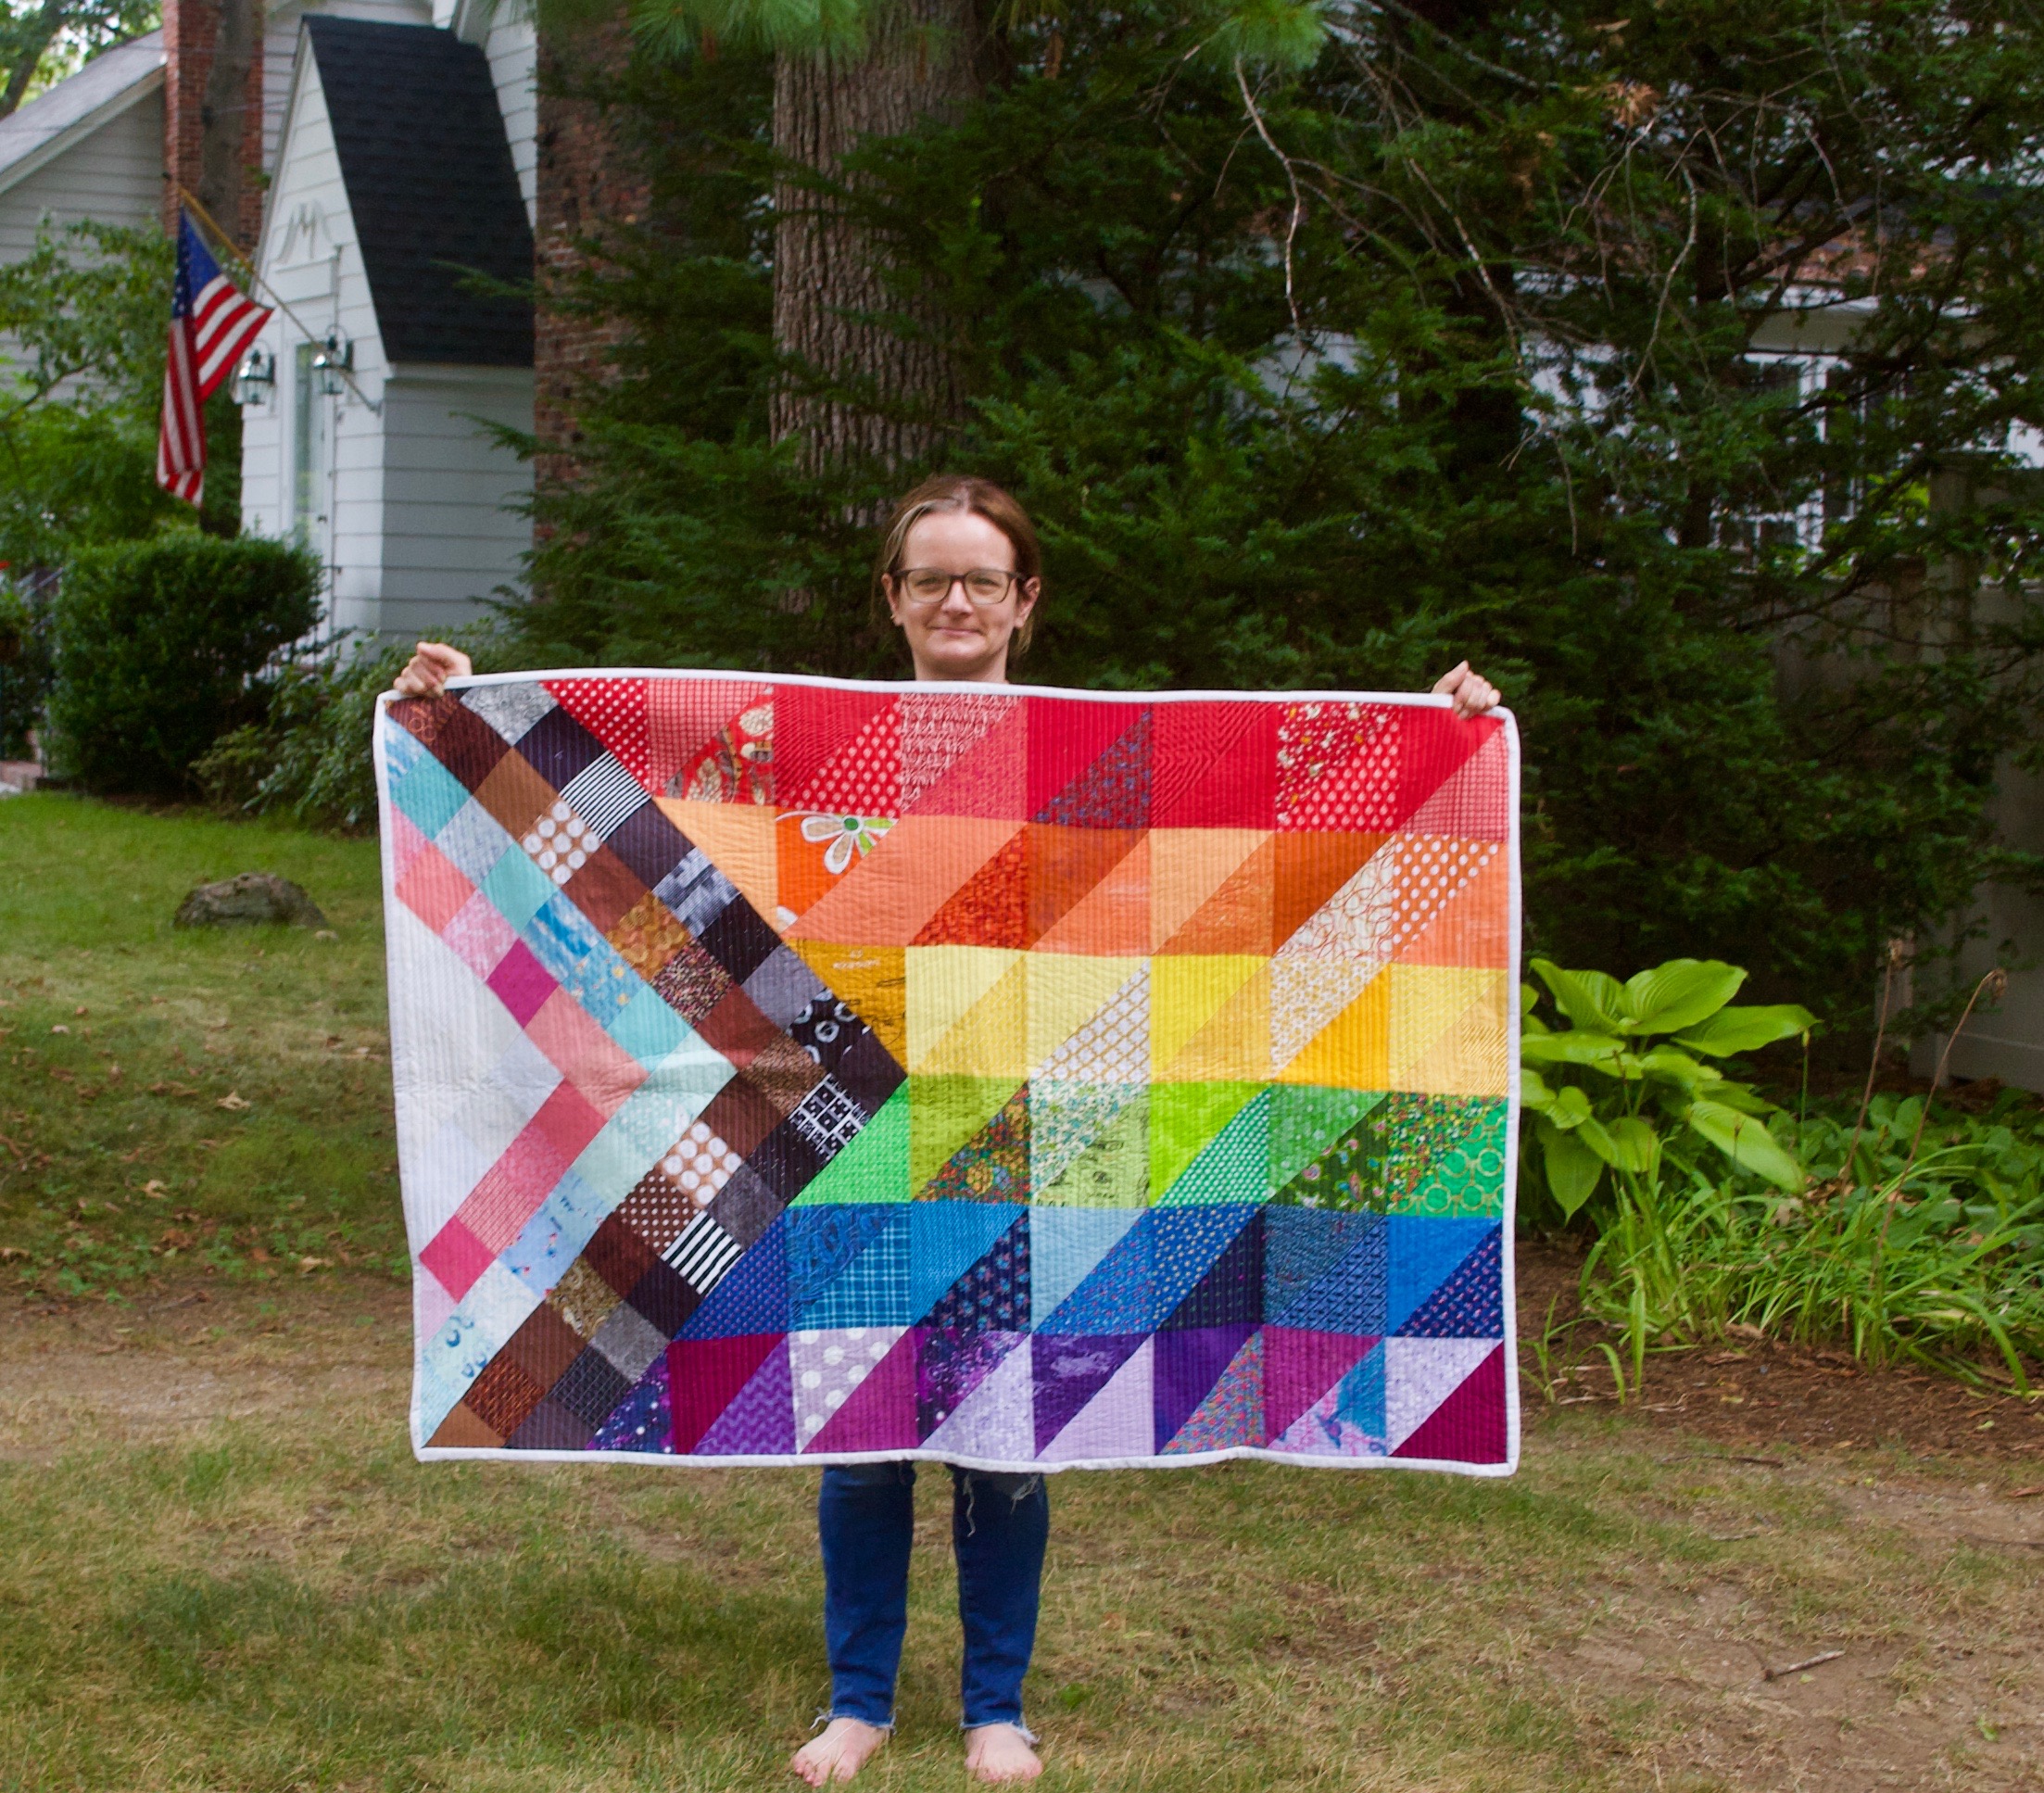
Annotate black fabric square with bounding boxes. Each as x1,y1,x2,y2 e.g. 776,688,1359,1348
625,1258,701,1337
835,1027,907,1118
505,1398,594,1451
747,1114,827,1203
549,1346,634,1429
605,802,694,887
706,1163,785,1248
515,706,606,793
698,899,781,983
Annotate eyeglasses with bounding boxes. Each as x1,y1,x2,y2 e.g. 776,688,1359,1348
891,567,1021,607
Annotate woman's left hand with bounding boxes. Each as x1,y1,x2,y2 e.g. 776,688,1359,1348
1432,661,1502,720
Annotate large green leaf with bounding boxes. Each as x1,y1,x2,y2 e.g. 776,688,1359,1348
1530,960,1627,1032
1686,1099,1805,1192
1535,1114,1605,1218
1672,1004,1817,1056
1520,1029,1631,1074
1605,1116,1662,1176
1618,959,1747,1036
1634,1045,1722,1093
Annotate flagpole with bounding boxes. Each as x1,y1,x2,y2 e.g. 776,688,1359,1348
175,183,384,416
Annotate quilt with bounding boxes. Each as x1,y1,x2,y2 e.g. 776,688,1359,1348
376,674,1520,1474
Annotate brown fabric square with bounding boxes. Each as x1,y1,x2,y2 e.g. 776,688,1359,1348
430,702,513,792
650,936,734,1028
695,985,783,1067
502,1303,584,1390
547,1257,624,1340
582,1211,660,1298
700,1074,782,1159
615,1169,696,1255
463,1353,548,1438
743,1034,826,1117
609,891,693,982
564,845,649,937
428,1402,505,1448
474,751,560,840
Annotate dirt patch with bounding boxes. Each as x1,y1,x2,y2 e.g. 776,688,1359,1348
1518,1237,2044,1466
0,1272,410,1459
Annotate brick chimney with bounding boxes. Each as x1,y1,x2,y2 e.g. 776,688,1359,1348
532,19,650,503
162,0,265,248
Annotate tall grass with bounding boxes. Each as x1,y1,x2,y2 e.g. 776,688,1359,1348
1577,1091,2044,1394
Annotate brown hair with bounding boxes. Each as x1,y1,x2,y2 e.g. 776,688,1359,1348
873,474,1043,656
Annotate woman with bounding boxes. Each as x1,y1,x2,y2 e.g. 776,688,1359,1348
394,475,1502,1786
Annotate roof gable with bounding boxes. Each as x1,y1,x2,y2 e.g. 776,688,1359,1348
302,16,532,367
0,31,164,198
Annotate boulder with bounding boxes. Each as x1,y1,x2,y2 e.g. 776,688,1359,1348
174,873,329,929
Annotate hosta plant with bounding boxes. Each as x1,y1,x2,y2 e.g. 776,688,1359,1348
1520,958,1813,1218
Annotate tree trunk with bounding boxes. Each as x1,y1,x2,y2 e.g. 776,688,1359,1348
196,0,258,242
769,0,978,468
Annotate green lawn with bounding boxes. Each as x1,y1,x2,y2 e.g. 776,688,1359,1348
0,793,402,1294
1,796,2038,1791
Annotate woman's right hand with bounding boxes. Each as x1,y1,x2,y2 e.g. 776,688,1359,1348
393,641,473,697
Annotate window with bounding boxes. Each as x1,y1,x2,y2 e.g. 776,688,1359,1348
292,341,331,551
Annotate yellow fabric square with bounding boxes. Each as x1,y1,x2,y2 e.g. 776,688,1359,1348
1389,964,1508,1093
1276,975,1390,1088
1026,954,1145,1076
1148,954,1263,1076
909,946,1028,1078
1158,963,1270,1084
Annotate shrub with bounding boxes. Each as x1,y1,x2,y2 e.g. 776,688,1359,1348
196,625,519,830
45,535,321,796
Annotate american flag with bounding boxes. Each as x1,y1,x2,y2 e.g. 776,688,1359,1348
157,211,272,506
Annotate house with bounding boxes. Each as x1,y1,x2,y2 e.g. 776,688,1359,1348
234,10,536,642
0,30,165,263
0,0,540,644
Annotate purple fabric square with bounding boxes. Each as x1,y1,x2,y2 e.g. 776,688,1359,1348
487,939,557,1025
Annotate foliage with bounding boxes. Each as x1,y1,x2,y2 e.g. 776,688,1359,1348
524,0,2044,1028
0,0,155,120
1578,1090,2044,1395
0,221,242,571
1520,956,1813,1218
0,571,54,759
196,626,522,832
45,536,320,796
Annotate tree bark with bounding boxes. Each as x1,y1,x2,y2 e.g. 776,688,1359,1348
196,0,257,242
769,0,978,468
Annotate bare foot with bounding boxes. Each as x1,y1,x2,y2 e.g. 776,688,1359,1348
965,1724,1042,1784
789,1717,889,1786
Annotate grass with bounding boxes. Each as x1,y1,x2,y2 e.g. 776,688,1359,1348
0,792,403,1296
3,1378,2034,1793
3,795,2040,1789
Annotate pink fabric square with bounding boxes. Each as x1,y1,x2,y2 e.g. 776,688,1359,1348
386,806,433,883
419,1217,496,1303
396,840,475,934
443,890,517,981
458,1123,574,1253
525,988,650,1117
527,1079,610,1162
487,940,556,1026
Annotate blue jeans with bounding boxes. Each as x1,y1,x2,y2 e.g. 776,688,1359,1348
817,1462,1049,1732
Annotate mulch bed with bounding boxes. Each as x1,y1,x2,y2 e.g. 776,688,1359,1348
1516,1238,2044,1463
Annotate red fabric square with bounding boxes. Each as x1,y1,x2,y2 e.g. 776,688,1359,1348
776,685,897,812
546,677,654,791
1024,696,1144,819
1151,702,1278,827
420,1217,496,1303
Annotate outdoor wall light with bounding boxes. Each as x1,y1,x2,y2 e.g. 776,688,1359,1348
310,333,353,398
230,346,275,407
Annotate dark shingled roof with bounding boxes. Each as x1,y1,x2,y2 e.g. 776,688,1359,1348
304,16,533,367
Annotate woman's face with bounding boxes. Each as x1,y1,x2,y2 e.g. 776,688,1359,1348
886,510,1039,685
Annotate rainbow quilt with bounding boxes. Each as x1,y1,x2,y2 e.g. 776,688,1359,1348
376,674,1520,1474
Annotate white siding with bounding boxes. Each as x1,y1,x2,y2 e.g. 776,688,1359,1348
242,44,389,639
378,364,533,636
0,84,163,262
242,34,532,644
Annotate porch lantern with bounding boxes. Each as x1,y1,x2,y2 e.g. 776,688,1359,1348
230,347,275,407
310,333,353,398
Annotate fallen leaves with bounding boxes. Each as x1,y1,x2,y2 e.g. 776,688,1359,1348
296,1256,333,1274
216,1092,250,1111
141,1181,169,1200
